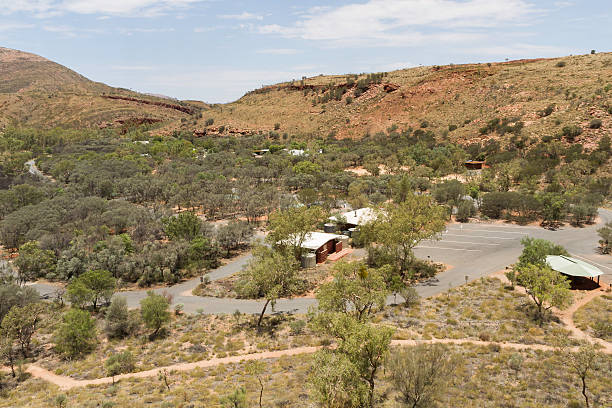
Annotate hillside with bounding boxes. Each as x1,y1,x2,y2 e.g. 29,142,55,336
0,47,200,129
173,53,612,147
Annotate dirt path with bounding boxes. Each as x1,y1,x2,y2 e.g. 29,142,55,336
8,272,610,391
492,271,612,353
6,338,610,391
556,288,611,352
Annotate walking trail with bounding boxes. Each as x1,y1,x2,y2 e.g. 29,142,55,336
8,273,611,391
6,313,611,391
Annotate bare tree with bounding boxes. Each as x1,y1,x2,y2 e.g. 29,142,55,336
387,344,459,408
567,344,600,408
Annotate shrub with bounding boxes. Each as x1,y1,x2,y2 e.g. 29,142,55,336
54,308,97,358
562,125,582,141
508,352,524,373
140,291,170,337
538,104,555,117
478,331,491,341
456,200,476,223
592,318,612,340
105,350,135,380
448,124,457,131
346,96,353,105
205,118,214,126
589,119,602,129
274,123,280,130
400,287,420,307
556,61,566,68
420,120,429,128
289,319,306,335
105,296,139,339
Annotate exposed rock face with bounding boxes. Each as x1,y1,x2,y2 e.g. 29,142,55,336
383,83,400,92
101,95,198,115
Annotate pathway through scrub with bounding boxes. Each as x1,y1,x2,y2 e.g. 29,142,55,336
5,274,611,391
4,338,610,391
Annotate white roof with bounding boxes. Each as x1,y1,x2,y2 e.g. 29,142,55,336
331,208,377,226
546,255,603,278
299,232,341,250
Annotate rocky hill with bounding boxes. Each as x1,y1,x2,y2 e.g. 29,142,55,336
0,47,200,129
173,53,612,148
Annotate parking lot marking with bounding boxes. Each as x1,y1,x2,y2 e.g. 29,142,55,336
449,229,527,235
432,240,501,246
443,233,515,240
416,245,481,252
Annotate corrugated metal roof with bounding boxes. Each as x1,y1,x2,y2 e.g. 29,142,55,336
545,255,603,278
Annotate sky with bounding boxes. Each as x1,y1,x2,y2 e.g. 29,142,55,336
0,0,610,103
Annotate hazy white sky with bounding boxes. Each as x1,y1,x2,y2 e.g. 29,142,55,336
0,0,609,102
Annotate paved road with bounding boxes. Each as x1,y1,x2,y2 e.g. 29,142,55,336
30,209,612,315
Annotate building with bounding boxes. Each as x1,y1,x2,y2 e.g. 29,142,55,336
464,160,487,170
298,232,342,264
330,207,377,228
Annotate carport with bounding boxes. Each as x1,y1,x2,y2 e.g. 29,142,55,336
545,255,603,287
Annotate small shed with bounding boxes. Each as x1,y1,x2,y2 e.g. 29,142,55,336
299,232,342,264
546,255,603,286
464,160,486,170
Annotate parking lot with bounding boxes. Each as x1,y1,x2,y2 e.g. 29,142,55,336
414,216,612,298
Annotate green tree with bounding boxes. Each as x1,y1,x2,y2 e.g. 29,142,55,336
456,199,476,223
515,263,572,325
0,302,45,357
54,308,98,358
105,296,138,339
597,221,612,253
515,237,568,270
14,241,56,285
235,246,301,327
162,212,202,241
361,195,446,277
316,261,389,322
387,344,458,408
66,269,116,310
66,280,93,309
266,206,327,259
0,333,17,377
140,291,170,337
0,283,39,321
432,179,465,208
105,350,135,384
309,349,368,408
312,314,394,408
537,192,567,226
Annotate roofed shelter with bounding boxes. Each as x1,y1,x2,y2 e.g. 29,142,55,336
546,255,603,286
330,208,377,228
283,232,342,264
464,160,487,170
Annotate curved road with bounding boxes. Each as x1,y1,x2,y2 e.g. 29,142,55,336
31,209,612,315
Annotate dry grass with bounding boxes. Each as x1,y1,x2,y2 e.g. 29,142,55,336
574,294,612,341
2,344,610,408
33,312,315,380
381,277,577,345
